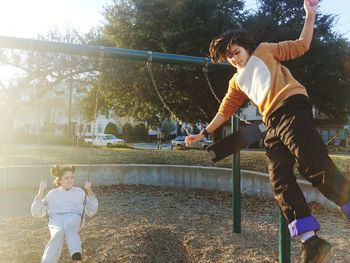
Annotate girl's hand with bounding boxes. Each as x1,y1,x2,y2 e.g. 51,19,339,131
37,181,47,196
185,134,205,147
39,181,47,191
84,181,93,195
304,0,318,16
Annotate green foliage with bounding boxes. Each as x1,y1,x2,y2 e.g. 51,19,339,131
88,0,245,126
104,122,119,136
110,142,133,149
10,131,73,145
134,123,149,141
160,119,175,139
41,133,73,145
81,0,350,123
243,0,350,121
122,123,134,142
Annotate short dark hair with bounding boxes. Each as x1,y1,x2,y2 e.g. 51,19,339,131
209,29,256,63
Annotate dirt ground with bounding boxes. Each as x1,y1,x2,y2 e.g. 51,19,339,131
1,185,350,263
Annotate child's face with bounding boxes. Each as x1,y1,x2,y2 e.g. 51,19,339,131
225,44,250,69
60,171,75,189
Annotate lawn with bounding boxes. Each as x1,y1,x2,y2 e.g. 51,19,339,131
1,144,349,177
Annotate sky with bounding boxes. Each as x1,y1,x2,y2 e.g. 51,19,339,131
0,0,111,38
0,0,349,83
245,0,350,38
0,0,348,39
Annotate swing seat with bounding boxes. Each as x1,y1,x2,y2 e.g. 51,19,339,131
206,123,267,162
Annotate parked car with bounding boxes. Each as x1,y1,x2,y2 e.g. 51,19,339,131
84,134,124,147
171,135,212,149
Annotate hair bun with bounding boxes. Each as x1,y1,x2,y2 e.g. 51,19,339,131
69,165,76,173
51,165,62,177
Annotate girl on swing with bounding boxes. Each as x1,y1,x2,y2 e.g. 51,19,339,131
31,165,98,263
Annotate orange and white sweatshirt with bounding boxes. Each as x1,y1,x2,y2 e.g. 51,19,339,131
217,39,309,123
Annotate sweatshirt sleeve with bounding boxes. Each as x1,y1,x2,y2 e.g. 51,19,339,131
85,194,98,217
264,39,309,62
31,195,47,218
217,77,248,120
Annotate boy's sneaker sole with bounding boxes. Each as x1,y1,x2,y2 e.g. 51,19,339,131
316,242,333,263
301,236,333,263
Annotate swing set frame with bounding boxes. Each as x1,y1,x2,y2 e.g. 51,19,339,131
0,35,290,263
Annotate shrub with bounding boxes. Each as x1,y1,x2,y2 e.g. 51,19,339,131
104,122,119,137
134,123,148,142
122,123,134,143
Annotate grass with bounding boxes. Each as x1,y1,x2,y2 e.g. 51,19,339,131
0,144,349,178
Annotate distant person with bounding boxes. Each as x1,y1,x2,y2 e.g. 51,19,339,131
31,165,98,263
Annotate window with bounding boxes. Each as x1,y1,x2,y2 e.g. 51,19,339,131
87,124,91,133
98,123,102,133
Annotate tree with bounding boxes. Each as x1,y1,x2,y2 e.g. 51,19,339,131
160,119,175,140
0,28,102,143
134,123,149,141
82,0,350,128
104,122,119,136
243,0,350,121
122,123,134,142
89,0,245,128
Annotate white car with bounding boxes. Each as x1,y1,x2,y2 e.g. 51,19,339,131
171,135,212,149
84,134,124,147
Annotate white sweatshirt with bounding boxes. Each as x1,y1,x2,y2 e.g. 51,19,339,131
31,186,98,218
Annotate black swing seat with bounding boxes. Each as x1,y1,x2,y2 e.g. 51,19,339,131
206,122,267,162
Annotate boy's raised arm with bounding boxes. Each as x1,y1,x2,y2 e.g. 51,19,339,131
299,0,318,50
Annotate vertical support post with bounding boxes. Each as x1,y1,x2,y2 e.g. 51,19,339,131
6,166,9,190
279,209,291,263
232,116,241,233
68,77,73,141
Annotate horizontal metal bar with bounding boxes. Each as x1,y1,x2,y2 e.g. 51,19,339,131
0,36,230,67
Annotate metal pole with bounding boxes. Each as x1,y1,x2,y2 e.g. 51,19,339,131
279,209,291,263
0,36,230,67
68,77,73,139
232,116,241,233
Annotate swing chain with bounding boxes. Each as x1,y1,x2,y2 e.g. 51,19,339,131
30,50,44,163
146,52,191,135
87,46,104,181
203,60,222,105
203,60,252,125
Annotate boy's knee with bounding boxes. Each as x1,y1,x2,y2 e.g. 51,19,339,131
303,170,325,187
270,175,297,193
301,157,336,186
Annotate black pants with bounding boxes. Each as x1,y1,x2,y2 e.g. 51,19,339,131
264,95,350,223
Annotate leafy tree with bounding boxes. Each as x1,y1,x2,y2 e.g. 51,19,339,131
134,123,149,141
90,0,245,128
122,122,134,142
160,119,175,140
104,122,119,136
243,0,350,121
89,0,349,129
0,28,102,143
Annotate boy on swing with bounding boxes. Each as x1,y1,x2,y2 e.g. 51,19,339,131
186,0,349,262
31,165,98,263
